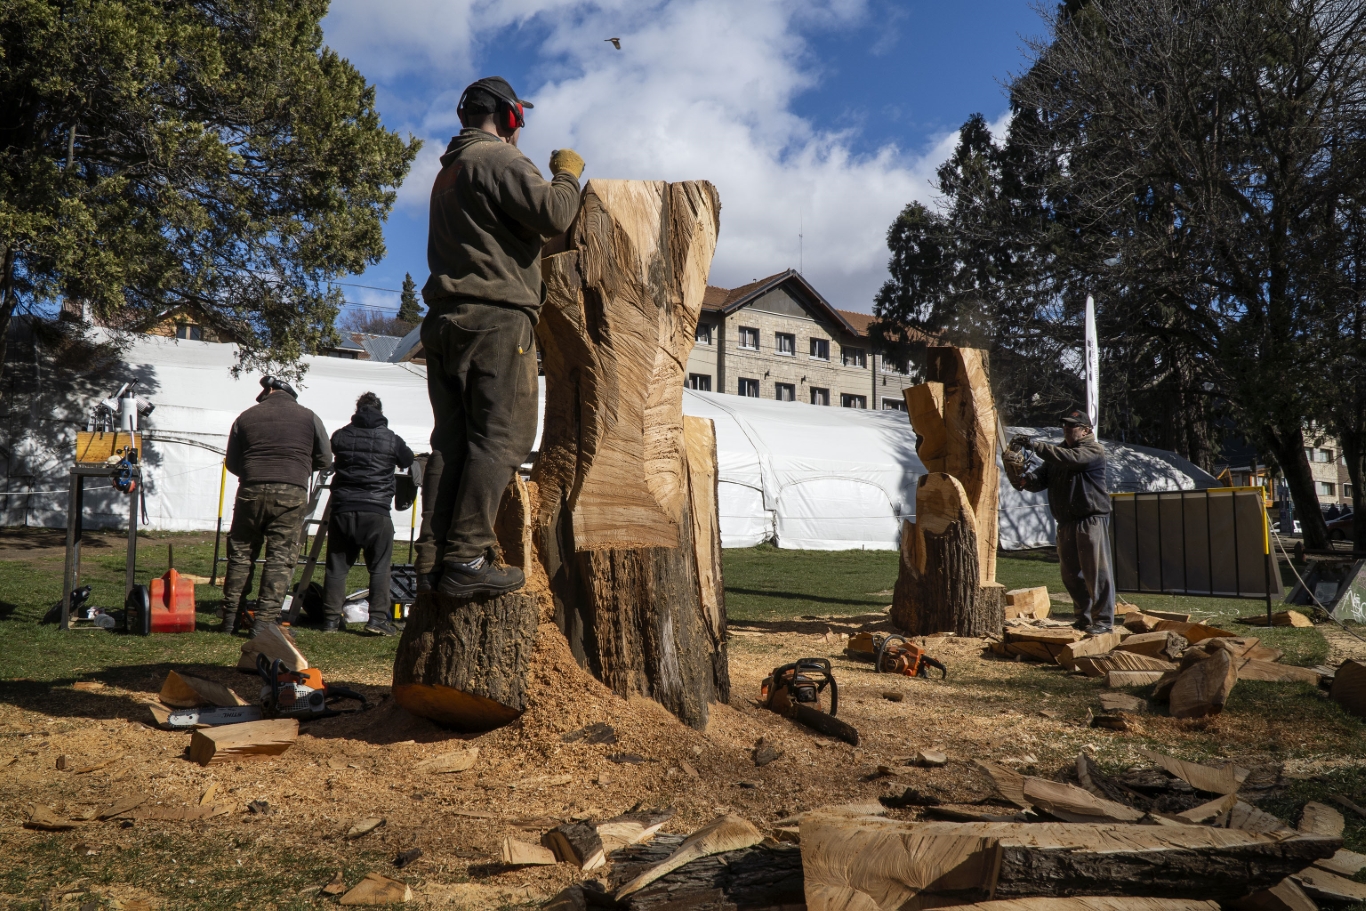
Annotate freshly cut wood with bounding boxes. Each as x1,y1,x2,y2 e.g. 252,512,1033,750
1297,802,1345,838
414,747,479,774
1205,636,1261,658
543,822,606,871
931,900,1219,911
1169,649,1237,718
1125,613,1165,633
1115,631,1186,661
188,718,297,766
1236,659,1323,685
501,837,557,866
339,873,412,905
1227,879,1320,911
892,473,999,636
797,815,1338,908
1329,659,1366,719
1006,627,1085,646
994,639,1065,662
1097,693,1146,714
159,671,247,708
1107,670,1167,687
1174,793,1239,824
1076,752,1151,811
1247,645,1286,662
1144,610,1192,622
1059,632,1122,672
391,589,537,732
596,808,675,853
97,795,147,820
978,761,1144,823
1138,749,1248,795
1228,801,1295,834
1315,848,1366,877
1237,610,1313,628
346,817,386,839
608,835,804,911
615,815,762,899
236,622,307,672
24,805,75,831
1152,669,1182,701
534,180,728,729
1294,868,1366,903
1005,587,1050,620
129,803,231,821
1156,620,1236,643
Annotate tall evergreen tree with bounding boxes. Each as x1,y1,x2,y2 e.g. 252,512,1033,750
0,0,420,377
397,272,423,325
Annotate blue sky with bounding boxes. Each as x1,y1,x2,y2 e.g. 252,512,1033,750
320,0,1044,320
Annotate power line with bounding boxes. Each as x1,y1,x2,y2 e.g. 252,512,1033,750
330,280,404,294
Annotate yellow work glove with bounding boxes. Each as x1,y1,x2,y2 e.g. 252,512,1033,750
549,148,585,180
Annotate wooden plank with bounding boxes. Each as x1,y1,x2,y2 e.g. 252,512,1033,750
1138,749,1249,795
1315,848,1366,877
978,762,1144,823
1005,587,1050,620
1236,659,1322,685
1174,793,1238,824
501,837,557,866
1298,802,1345,838
1114,631,1184,660
1293,868,1366,903
1169,650,1238,718
1106,651,1179,673
1107,670,1166,687
1156,620,1237,643
798,816,1338,908
1059,632,1122,672
188,718,297,766
1228,800,1295,834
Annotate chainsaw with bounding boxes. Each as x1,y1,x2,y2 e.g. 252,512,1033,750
845,632,947,679
256,654,368,719
760,657,858,745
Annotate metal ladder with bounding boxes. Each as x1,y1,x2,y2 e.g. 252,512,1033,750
282,471,333,624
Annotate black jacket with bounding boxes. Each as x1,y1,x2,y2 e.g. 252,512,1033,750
1022,435,1111,523
328,407,415,515
226,393,332,488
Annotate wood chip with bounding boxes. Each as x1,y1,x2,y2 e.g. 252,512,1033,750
346,817,386,839
339,872,412,905
24,805,75,831
414,747,479,774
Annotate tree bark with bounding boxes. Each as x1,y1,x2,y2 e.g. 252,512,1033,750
533,179,728,730
609,835,805,911
1264,422,1330,550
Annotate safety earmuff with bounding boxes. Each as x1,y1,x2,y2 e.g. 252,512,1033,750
458,86,525,132
505,101,525,131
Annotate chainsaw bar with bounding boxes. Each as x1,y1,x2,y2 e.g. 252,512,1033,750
165,706,265,729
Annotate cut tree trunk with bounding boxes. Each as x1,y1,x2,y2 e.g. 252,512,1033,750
893,346,1003,637
892,473,1000,635
798,815,1339,909
533,179,728,729
608,834,804,911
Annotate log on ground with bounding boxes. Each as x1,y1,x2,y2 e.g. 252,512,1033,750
609,834,804,911
391,589,538,731
188,718,298,766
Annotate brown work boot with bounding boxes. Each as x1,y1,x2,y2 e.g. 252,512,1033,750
437,553,524,599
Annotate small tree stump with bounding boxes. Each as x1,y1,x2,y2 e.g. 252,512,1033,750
391,590,538,731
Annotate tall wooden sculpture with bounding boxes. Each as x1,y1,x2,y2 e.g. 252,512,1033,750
891,347,1005,636
392,180,729,733
534,179,729,730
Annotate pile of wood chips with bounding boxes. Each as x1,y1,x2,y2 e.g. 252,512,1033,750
541,747,1364,910
989,607,1337,720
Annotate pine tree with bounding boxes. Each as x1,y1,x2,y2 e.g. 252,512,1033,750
397,273,424,325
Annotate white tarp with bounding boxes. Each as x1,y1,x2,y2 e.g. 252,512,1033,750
0,333,1216,551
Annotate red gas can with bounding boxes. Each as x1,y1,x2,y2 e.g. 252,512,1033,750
147,568,196,633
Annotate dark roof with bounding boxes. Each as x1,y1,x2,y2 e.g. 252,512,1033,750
700,269,859,336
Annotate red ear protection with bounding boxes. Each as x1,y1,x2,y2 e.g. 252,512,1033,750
505,102,524,131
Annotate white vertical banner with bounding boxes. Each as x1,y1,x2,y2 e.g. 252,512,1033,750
1084,295,1099,428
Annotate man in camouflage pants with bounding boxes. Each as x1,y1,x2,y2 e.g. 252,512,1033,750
221,377,332,636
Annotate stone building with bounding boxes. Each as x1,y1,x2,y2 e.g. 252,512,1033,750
685,270,921,410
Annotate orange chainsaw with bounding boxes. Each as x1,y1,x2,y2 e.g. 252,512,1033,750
845,632,947,679
256,654,367,719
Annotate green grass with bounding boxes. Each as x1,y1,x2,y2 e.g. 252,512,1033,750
722,543,899,621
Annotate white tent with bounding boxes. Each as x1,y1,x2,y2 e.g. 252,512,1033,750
0,332,1216,551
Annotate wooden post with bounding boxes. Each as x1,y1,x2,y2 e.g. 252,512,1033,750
533,179,729,729
892,347,1004,636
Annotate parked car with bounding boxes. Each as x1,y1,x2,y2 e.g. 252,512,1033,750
1328,510,1354,541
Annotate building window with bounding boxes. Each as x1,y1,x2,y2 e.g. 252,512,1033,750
739,326,759,350
842,346,866,368
775,382,796,401
810,387,830,406
881,357,907,375
738,377,759,397
175,322,202,341
882,397,907,412
1320,448,1335,463
1319,481,1337,497
1346,484,1354,498
809,337,830,360
775,332,795,356
695,323,712,345
841,393,867,409
687,373,712,391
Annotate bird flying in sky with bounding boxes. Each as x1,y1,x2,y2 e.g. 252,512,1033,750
605,37,621,49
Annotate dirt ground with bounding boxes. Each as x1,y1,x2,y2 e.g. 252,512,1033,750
2,596,1362,910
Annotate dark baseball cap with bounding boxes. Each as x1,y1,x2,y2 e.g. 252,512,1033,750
257,375,298,403
463,76,533,111
1060,408,1092,428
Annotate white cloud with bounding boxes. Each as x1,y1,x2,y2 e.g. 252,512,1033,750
325,0,984,312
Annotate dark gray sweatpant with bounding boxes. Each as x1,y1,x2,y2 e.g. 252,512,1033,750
323,510,394,624
1057,515,1115,627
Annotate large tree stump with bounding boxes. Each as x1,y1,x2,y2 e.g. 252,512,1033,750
533,179,729,729
892,346,1004,636
392,475,539,731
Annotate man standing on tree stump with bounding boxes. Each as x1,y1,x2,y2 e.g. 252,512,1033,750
221,377,332,636
415,76,584,598
1007,409,1115,634
321,392,414,636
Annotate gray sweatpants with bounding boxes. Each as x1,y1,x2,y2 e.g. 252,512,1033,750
1057,515,1115,627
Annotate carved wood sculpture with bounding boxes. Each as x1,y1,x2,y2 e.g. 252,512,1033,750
533,179,729,729
892,346,1004,636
